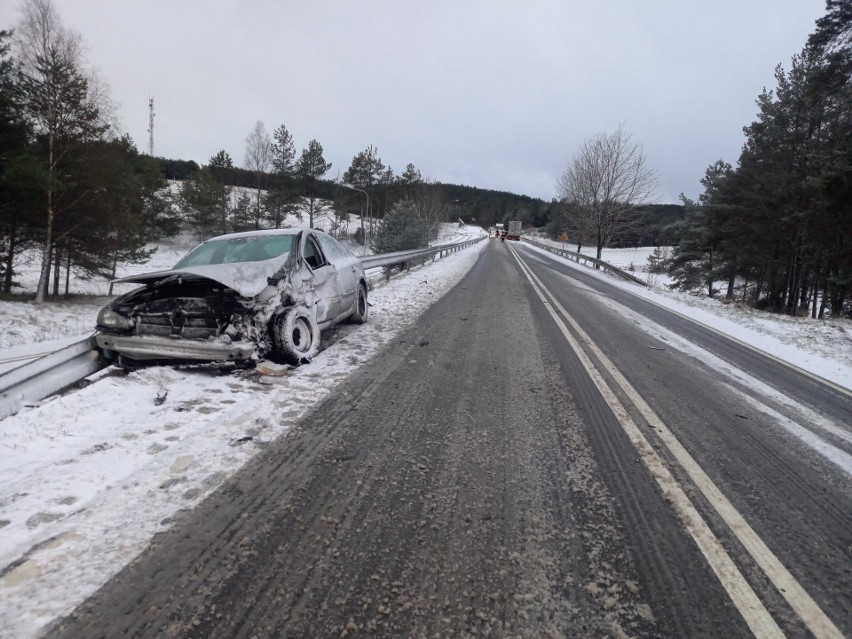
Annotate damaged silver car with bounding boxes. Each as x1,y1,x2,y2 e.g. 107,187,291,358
95,228,368,368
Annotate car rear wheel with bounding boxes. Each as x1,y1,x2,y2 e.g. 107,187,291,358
272,306,321,365
349,283,369,324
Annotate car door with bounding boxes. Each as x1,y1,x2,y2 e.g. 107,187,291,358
300,233,341,322
315,232,358,314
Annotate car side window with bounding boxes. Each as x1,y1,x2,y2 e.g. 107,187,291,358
316,233,344,262
303,236,328,269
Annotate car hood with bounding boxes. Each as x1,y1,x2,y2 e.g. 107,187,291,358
112,256,291,298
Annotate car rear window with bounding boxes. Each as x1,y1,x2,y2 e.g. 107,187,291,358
174,235,294,267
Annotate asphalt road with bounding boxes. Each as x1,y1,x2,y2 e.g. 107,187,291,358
47,240,851,638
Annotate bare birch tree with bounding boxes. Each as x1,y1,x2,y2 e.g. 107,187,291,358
556,125,657,259
244,120,273,229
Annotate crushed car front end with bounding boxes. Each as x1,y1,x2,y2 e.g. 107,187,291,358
95,275,265,366
94,230,305,367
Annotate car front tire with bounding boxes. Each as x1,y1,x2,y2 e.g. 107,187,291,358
272,306,321,365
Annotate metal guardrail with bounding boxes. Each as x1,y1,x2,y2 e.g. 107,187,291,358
522,237,647,287
0,335,104,420
361,236,485,278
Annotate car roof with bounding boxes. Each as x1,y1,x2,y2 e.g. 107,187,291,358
205,228,308,242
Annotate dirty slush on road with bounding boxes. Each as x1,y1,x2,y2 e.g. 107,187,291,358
48,247,663,638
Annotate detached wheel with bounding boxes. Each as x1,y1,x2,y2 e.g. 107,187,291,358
350,283,369,324
272,306,321,365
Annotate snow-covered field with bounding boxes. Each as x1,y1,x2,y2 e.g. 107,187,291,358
0,228,850,637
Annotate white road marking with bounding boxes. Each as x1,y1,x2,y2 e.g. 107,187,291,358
510,247,843,639
588,289,852,473
520,242,851,399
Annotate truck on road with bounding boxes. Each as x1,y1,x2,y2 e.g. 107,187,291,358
507,220,522,241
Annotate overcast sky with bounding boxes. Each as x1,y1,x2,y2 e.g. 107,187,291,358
1,0,829,203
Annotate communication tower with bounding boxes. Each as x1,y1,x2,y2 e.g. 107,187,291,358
147,96,155,156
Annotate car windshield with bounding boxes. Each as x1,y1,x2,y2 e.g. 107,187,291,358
173,235,294,268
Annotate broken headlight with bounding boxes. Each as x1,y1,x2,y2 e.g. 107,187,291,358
97,307,135,330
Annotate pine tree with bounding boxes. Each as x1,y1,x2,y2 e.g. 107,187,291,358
180,157,232,238
400,163,423,193
343,145,385,189
343,145,385,235
230,191,254,233
58,136,156,289
0,29,37,293
271,124,296,175
296,139,331,229
15,0,109,301
661,8,852,316
267,124,299,228
372,200,427,254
